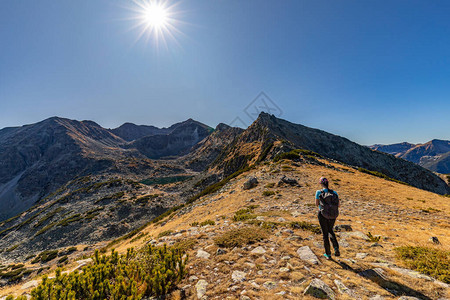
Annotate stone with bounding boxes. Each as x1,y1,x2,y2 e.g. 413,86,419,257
243,177,258,190
358,268,392,288
429,236,440,244
263,281,277,290
279,267,290,272
232,270,246,282
76,258,93,265
277,217,286,222
216,248,227,255
303,278,335,300
398,297,420,300
291,211,300,217
278,175,300,186
189,275,199,282
333,279,361,299
370,242,383,247
21,280,40,290
197,249,210,259
389,266,434,281
297,246,320,265
334,224,353,232
195,280,208,299
251,246,266,254
256,216,265,221
356,253,368,259
340,231,369,240
240,296,251,300
369,296,385,300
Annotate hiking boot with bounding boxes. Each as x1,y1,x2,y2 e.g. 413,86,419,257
323,253,331,260
334,248,340,257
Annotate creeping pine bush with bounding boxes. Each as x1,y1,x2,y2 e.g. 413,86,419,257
19,245,187,299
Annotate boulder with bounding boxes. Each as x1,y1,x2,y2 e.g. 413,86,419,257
334,279,361,299
297,246,320,265
243,177,258,190
304,278,335,299
195,280,208,299
232,270,246,282
196,249,210,259
278,175,300,186
263,281,277,290
250,246,266,254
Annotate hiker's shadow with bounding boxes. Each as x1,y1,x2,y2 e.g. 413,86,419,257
331,259,432,300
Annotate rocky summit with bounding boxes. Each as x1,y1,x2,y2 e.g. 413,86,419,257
0,113,449,299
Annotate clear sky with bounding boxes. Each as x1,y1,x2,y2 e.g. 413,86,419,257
1,0,449,145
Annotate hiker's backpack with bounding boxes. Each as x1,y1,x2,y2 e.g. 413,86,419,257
319,189,339,219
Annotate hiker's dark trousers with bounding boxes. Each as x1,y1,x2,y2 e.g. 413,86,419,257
318,212,339,256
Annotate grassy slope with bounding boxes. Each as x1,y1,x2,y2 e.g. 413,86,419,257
2,158,450,299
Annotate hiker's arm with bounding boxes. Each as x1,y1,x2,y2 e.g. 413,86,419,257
315,197,320,207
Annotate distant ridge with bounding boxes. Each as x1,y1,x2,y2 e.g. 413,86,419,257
370,139,450,174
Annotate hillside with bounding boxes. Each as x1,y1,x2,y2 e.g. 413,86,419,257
370,140,450,174
2,151,449,299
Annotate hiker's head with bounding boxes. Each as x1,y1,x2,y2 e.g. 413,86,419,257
319,177,329,188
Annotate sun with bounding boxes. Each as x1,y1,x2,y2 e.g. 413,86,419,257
142,4,168,28
127,0,184,49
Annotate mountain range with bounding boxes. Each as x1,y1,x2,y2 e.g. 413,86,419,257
370,139,450,174
0,113,449,299
0,113,449,260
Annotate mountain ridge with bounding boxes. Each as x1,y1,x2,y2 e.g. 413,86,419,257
370,139,450,173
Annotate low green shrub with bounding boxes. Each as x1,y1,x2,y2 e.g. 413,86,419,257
199,220,215,226
366,232,381,243
273,151,300,162
290,221,321,234
214,227,268,248
31,250,59,264
233,208,256,222
395,246,450,283
173,238,198,252
262,190,276,197
158,230,173,238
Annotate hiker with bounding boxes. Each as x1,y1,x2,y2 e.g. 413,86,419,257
315,177,340,260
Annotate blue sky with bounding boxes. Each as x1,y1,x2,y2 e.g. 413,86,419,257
1,0,449,145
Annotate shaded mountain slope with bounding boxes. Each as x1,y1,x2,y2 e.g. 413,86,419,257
127,119,213,159
110,123,168,142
